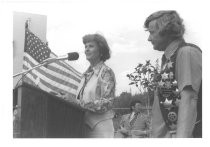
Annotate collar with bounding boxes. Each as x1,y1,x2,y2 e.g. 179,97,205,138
83,61,104,77
129,112,140,120
130,112,135,116
129,112,135,120
164,38,185,59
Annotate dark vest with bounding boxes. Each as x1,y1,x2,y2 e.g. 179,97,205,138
157,41,202,137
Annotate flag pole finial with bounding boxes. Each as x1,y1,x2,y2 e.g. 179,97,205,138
25,18,31,29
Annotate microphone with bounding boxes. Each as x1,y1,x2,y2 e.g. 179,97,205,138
42,52,79,63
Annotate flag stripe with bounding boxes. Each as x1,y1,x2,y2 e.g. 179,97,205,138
22,64,38,79
23,54,79,90
39,78,76,98
23,60,78,91
23,74,37,87
23,67,77,98
50,52,82,78
23,60,78,94
23,73,52,92
47,64,81,83
23,53,81,83
24,74,76,98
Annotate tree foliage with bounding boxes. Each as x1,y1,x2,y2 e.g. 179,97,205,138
127,60,160,92
126,59,160,109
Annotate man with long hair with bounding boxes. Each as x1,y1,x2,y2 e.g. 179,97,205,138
144,10,202,138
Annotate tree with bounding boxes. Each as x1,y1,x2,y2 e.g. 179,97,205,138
127,59,160,115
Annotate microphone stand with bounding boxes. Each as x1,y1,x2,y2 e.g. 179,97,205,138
13,62,49,78
13,52,75,78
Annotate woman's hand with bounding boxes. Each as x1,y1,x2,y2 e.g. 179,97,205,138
55,91,80,104
79,98,112,113
119,127,129,135
131,129,151,136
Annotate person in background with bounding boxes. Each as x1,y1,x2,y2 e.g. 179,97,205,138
144,10,202,138
75,33,116,138
115,100,150,138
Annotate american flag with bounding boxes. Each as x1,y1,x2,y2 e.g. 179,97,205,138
22,28,82,99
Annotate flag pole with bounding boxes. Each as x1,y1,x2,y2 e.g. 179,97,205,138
13,19,33,78
13,18,47,78
25,18,31,29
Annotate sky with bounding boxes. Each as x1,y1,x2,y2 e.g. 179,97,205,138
1,0,210,145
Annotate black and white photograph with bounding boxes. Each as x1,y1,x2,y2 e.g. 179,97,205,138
0,0,209,146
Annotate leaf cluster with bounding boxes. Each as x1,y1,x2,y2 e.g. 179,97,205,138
127,60,160,92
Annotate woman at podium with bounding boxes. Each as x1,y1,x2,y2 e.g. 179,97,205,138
76,33,116,138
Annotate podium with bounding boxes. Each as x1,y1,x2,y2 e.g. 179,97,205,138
13,83,85,138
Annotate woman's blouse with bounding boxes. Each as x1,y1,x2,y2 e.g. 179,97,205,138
78,61,116,113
